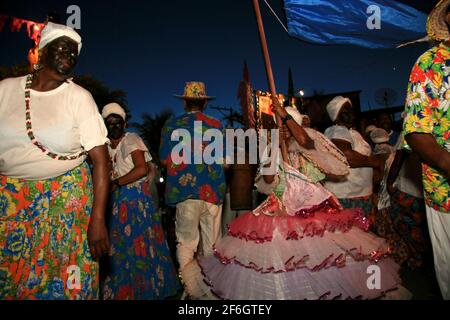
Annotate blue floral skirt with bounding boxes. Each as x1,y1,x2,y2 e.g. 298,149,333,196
101,180,179,299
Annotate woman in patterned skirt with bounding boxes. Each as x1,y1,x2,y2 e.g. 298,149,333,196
0,23,110,299
101,103,179,299
384,138,432,269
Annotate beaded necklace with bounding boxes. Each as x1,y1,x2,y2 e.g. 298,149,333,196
108,138,122,180
25,74,87,160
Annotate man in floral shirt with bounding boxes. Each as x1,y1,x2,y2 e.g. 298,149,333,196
403,0,450,299
160,82,226,281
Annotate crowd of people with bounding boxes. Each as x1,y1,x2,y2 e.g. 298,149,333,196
0,0,449,300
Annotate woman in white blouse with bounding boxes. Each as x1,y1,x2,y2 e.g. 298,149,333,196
101,103,179,300
0,23,110,299
324,96,384,223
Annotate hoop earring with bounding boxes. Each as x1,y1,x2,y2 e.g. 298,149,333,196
33,63,42,71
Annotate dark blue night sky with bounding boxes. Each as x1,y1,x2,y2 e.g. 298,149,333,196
0,0,439,122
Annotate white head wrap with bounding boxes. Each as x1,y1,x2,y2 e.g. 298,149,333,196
274,106,304,126
285,106,304,126
326,96,352,122
365,125,377,134
370,128,390,144
102,103,126,121
39,22,82,54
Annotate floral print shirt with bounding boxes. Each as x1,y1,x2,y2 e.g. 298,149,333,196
403,42,450,213
160,111,226,206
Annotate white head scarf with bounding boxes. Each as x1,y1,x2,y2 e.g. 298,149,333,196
273,106,305,126
102,103,126,121
365,125,377,134
370,128,390,144
39,22,82,54
326,96,352,122
285,106,304,126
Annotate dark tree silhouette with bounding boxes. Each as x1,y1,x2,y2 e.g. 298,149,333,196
72,75,130,119
130,110,174,165
0,64,130,118
0,64,29,80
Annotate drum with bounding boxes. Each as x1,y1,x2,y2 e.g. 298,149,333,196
229,163,256,210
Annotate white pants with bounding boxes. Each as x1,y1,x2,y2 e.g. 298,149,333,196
175,199,222,271
426,205,450,299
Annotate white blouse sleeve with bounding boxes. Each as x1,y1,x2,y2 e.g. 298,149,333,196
122,133,151,160
324,126,353,144
74,89,108,151
79,114,109,151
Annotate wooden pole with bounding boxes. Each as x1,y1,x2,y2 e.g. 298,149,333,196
252,0,288,161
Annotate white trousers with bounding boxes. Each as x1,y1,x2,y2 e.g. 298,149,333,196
426,205,450,299
175,199,222,271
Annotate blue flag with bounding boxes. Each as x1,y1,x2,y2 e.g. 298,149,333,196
284,0,427,49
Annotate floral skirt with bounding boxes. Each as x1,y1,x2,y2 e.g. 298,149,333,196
375,190,432,269
0,163,98,300
101,181,179,300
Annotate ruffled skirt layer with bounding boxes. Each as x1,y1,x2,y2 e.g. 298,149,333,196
181,196,411,300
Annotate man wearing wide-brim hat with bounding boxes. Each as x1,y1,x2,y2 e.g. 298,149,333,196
403,0,450,299
159,82,226,295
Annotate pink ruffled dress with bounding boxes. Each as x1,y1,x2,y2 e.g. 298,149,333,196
181,159,411,300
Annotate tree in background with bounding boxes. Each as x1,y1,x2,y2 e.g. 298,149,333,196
130,110,173,165
0,64,130,117
72,75,130,118
0,63,29,80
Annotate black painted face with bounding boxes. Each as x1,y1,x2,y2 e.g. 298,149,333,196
42,37,78,76
337,103,355,127
105,114,125,140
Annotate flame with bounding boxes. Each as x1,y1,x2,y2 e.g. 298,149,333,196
0,15,44,68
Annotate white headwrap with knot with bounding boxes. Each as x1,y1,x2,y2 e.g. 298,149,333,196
370,128,390,144
39,22,82,54
102,103,126,121
326,96,352,122
285,106,304,126
273,106,305,126
365,124,377,134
